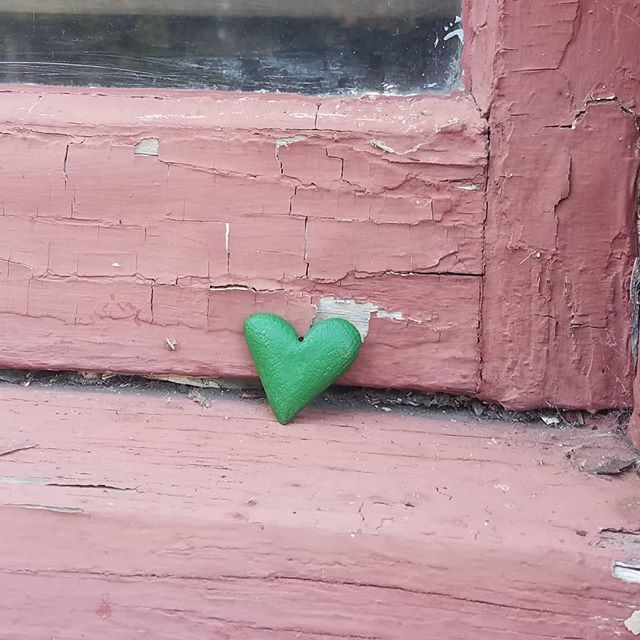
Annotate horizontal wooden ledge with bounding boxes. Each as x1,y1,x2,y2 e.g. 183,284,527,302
0,383,638,638
0,86,485,138
0,0,459,20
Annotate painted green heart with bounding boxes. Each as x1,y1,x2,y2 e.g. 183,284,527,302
243,313,362,425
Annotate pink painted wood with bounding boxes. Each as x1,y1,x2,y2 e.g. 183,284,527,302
0,0,638,417
0,89,486,395
0,383,638,638
473,0,640,414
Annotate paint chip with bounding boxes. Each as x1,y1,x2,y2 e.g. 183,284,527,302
275,135,307,158
625,610,640,635
134,138,160,157
315,297,407,339
613,562,640,584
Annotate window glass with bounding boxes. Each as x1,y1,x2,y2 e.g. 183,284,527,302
0,1,462,94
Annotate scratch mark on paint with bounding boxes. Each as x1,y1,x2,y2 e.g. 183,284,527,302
370,140,426,156
3,503,84,513
0,443,37,458
225,222,230,272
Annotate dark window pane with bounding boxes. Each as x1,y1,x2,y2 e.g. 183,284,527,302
0,1,462,94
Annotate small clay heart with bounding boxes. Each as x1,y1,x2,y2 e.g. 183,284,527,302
244,313,362,424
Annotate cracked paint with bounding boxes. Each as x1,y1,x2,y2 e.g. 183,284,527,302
1,381,638,638
0,88,486,393
480,0,640,415
315,296,407,340
0,0,636,415
613,562,640,585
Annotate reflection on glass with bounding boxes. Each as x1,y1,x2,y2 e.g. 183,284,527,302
0,1,463,94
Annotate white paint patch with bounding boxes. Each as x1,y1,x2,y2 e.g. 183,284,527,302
613,562,640,584
290,112,317,120
444,28,464,43
370,139,396,154
134,138,160,156
0,476,46,485
138,114,205,122
315,297,406,339
225,222,230,254
434,117,462,133
275,135,307,158
457,184,480,191
376,309,404,321
370,140,426,156
625,610,640,635
8,504,83,513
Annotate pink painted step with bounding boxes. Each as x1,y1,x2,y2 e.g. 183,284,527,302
0,383,638,638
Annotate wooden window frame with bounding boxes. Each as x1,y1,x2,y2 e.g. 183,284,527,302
0,0,638,429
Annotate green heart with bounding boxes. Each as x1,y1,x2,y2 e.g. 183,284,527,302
243,313,362,424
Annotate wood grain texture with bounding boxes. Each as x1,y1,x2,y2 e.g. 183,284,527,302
0,89,485,394
0,0,638,415
0,383,639,638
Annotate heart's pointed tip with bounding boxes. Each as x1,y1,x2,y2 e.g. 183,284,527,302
273,409,296,425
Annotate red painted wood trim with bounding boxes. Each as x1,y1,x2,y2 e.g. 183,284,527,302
0,88,487,394
478,0,640,412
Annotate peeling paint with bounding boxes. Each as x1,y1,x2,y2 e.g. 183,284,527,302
0,88,484,395
0,476,47,485
210,284,258,292
315,296,408,339
134,138,160,157
613,561,640,585
275,135,307,158
370,139,427,156
625,611,640,636
481,0,639,413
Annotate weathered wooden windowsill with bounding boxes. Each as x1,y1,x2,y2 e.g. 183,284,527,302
0,382,638,637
